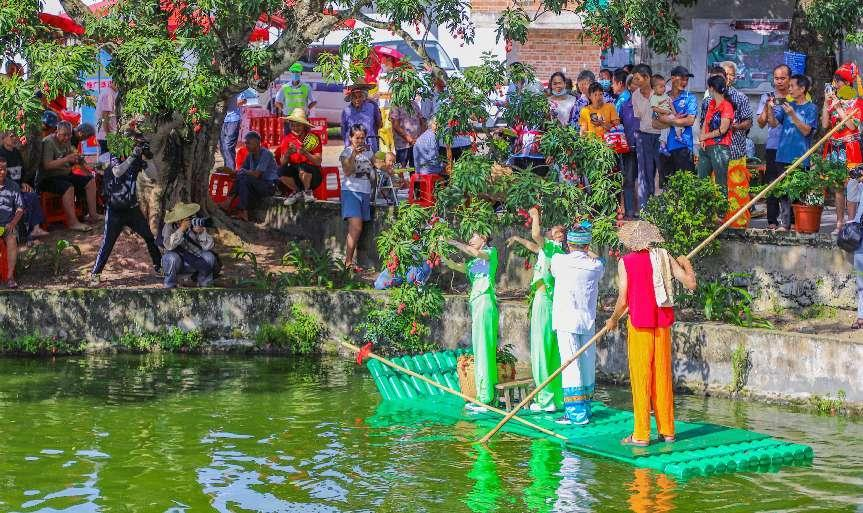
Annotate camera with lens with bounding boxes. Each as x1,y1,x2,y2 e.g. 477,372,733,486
191,216,213,229
850,164,863,181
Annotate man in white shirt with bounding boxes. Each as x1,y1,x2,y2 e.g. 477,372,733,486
550,222,605,425
631,64,662,212
95,82,117,154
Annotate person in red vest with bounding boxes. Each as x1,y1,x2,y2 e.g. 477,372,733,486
604,221,696,447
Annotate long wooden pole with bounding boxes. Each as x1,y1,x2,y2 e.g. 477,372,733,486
340,341,568,441
477,109,859,444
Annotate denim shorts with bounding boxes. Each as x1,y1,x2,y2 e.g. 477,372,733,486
847,178,862,203
341,190,371,221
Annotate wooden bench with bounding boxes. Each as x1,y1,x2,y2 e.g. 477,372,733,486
495,378,534,412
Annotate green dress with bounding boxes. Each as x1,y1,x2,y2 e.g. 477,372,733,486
529,240,564,410
467,246,499,404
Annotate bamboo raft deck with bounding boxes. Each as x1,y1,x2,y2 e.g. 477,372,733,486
366,349,814,480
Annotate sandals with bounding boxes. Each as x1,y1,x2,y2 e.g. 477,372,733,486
851,319,863,330
70,223,92,232
621,435,649,447
659,435,675,443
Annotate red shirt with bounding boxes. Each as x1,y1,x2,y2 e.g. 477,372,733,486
274,131,322,165
702,98,734,147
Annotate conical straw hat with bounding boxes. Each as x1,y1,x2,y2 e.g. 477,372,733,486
617,220,664,251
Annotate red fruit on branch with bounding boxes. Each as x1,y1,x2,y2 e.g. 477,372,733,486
523,260,532,270
505,39,513,53
188,107,198,114
412,233,420,241
16,110,24,120
19,136,27,145
397,303,406,314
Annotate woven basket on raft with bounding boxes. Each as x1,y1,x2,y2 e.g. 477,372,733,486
456,354,517,398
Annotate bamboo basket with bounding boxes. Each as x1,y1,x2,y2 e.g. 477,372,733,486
456,354,517,398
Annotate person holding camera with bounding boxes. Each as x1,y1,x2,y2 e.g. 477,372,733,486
339,124,376,271
89,135,162,286
757,64,792,229
39,121,102,231
161,202,218,289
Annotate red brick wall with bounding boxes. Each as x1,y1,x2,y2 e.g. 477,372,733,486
513,29,602,80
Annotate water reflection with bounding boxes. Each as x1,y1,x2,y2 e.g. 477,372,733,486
0,355,859,513
626,468,677,513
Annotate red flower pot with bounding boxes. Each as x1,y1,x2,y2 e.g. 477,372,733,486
792,204,823,234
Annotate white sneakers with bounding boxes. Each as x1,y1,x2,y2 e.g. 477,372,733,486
283,190,316,206
529,403,558,413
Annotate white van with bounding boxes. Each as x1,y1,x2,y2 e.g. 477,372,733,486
266,23,461,126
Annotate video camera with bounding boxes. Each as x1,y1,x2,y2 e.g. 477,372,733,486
128,130,154,160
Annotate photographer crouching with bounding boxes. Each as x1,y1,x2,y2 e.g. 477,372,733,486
90,132,162,286
161,202,219,289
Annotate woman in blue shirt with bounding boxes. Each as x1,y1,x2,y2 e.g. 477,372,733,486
766,74,818,231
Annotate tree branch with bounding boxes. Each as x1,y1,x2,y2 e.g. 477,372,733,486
57,0,90,23
354,12,446,82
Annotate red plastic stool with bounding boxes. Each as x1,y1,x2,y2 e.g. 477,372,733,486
40,192,71,230
0,238,8,282
408,173,444,207
234,146,248,170
209,173,235,203
309,117,328,146
314,166,342,201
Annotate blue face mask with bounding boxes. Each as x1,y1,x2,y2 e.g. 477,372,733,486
291,73,301,83
598,79,611,91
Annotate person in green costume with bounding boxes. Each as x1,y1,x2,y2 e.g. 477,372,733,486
444,233,499,412
506,206,565,412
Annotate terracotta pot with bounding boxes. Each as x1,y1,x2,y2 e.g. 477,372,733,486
792,204,823,234
456,355,517,398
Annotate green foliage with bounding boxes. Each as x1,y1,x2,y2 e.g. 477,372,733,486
314,27,374,85
354,292,442,357
809,390,846,416
16,239,81,276
255,305,326,354
730,343,751,394
770,156,848,206
0,332,86,355
496,343,518,366
804,0,863,47
118,327,204,352
107,132,136,158
231,243,363,290
680,273,774,329
643,171,729,257
501,89,551,129
798,304,838,320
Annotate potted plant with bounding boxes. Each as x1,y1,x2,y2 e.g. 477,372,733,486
772,156,847,234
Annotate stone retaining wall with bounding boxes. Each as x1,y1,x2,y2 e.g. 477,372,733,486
1,288,859,406
262,201,857,312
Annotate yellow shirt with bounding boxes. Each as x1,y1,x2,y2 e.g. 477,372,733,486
579,103,619,139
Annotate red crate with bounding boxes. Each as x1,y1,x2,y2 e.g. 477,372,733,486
408,173,444,207
0,238,8,282
40,192,72,230
314,166,341,201
309,117,328,146
209,173,235,203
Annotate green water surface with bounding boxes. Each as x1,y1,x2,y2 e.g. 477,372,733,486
0,354,859,512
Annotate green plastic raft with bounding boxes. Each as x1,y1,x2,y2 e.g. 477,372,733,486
366,349,814,480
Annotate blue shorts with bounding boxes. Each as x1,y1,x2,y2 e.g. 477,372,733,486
341,190,371,221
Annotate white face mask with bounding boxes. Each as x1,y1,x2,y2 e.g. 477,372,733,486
291,73,301,83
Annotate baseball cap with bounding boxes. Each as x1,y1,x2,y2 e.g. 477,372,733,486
670,66,694,78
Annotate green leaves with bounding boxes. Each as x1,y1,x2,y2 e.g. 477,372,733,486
643,170,729,257
316,27,373,85
770,156,848,206
495,7,530,44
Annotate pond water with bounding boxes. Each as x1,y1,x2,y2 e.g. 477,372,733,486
0,354,860,513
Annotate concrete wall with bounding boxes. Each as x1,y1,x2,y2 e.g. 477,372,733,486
262,201,857,312
0,288,859,406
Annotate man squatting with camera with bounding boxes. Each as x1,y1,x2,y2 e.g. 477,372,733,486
90,132,162,286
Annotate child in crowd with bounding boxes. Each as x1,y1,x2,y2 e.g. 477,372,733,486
650,74,684,143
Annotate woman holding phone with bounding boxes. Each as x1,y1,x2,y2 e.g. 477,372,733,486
339,124,377,271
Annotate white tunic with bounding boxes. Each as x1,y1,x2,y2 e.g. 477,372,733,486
550,251,605,334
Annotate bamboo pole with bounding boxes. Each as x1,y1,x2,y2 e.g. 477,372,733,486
340,341,568,441
477,109,859,444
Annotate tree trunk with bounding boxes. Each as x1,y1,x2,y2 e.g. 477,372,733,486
788,0,836,111
151,111,251,245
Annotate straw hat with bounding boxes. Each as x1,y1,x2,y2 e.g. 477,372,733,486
617,220,664,251
164,202,201,224
283,107,313,127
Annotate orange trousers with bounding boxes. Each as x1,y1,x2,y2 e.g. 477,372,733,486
627,321,675,442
